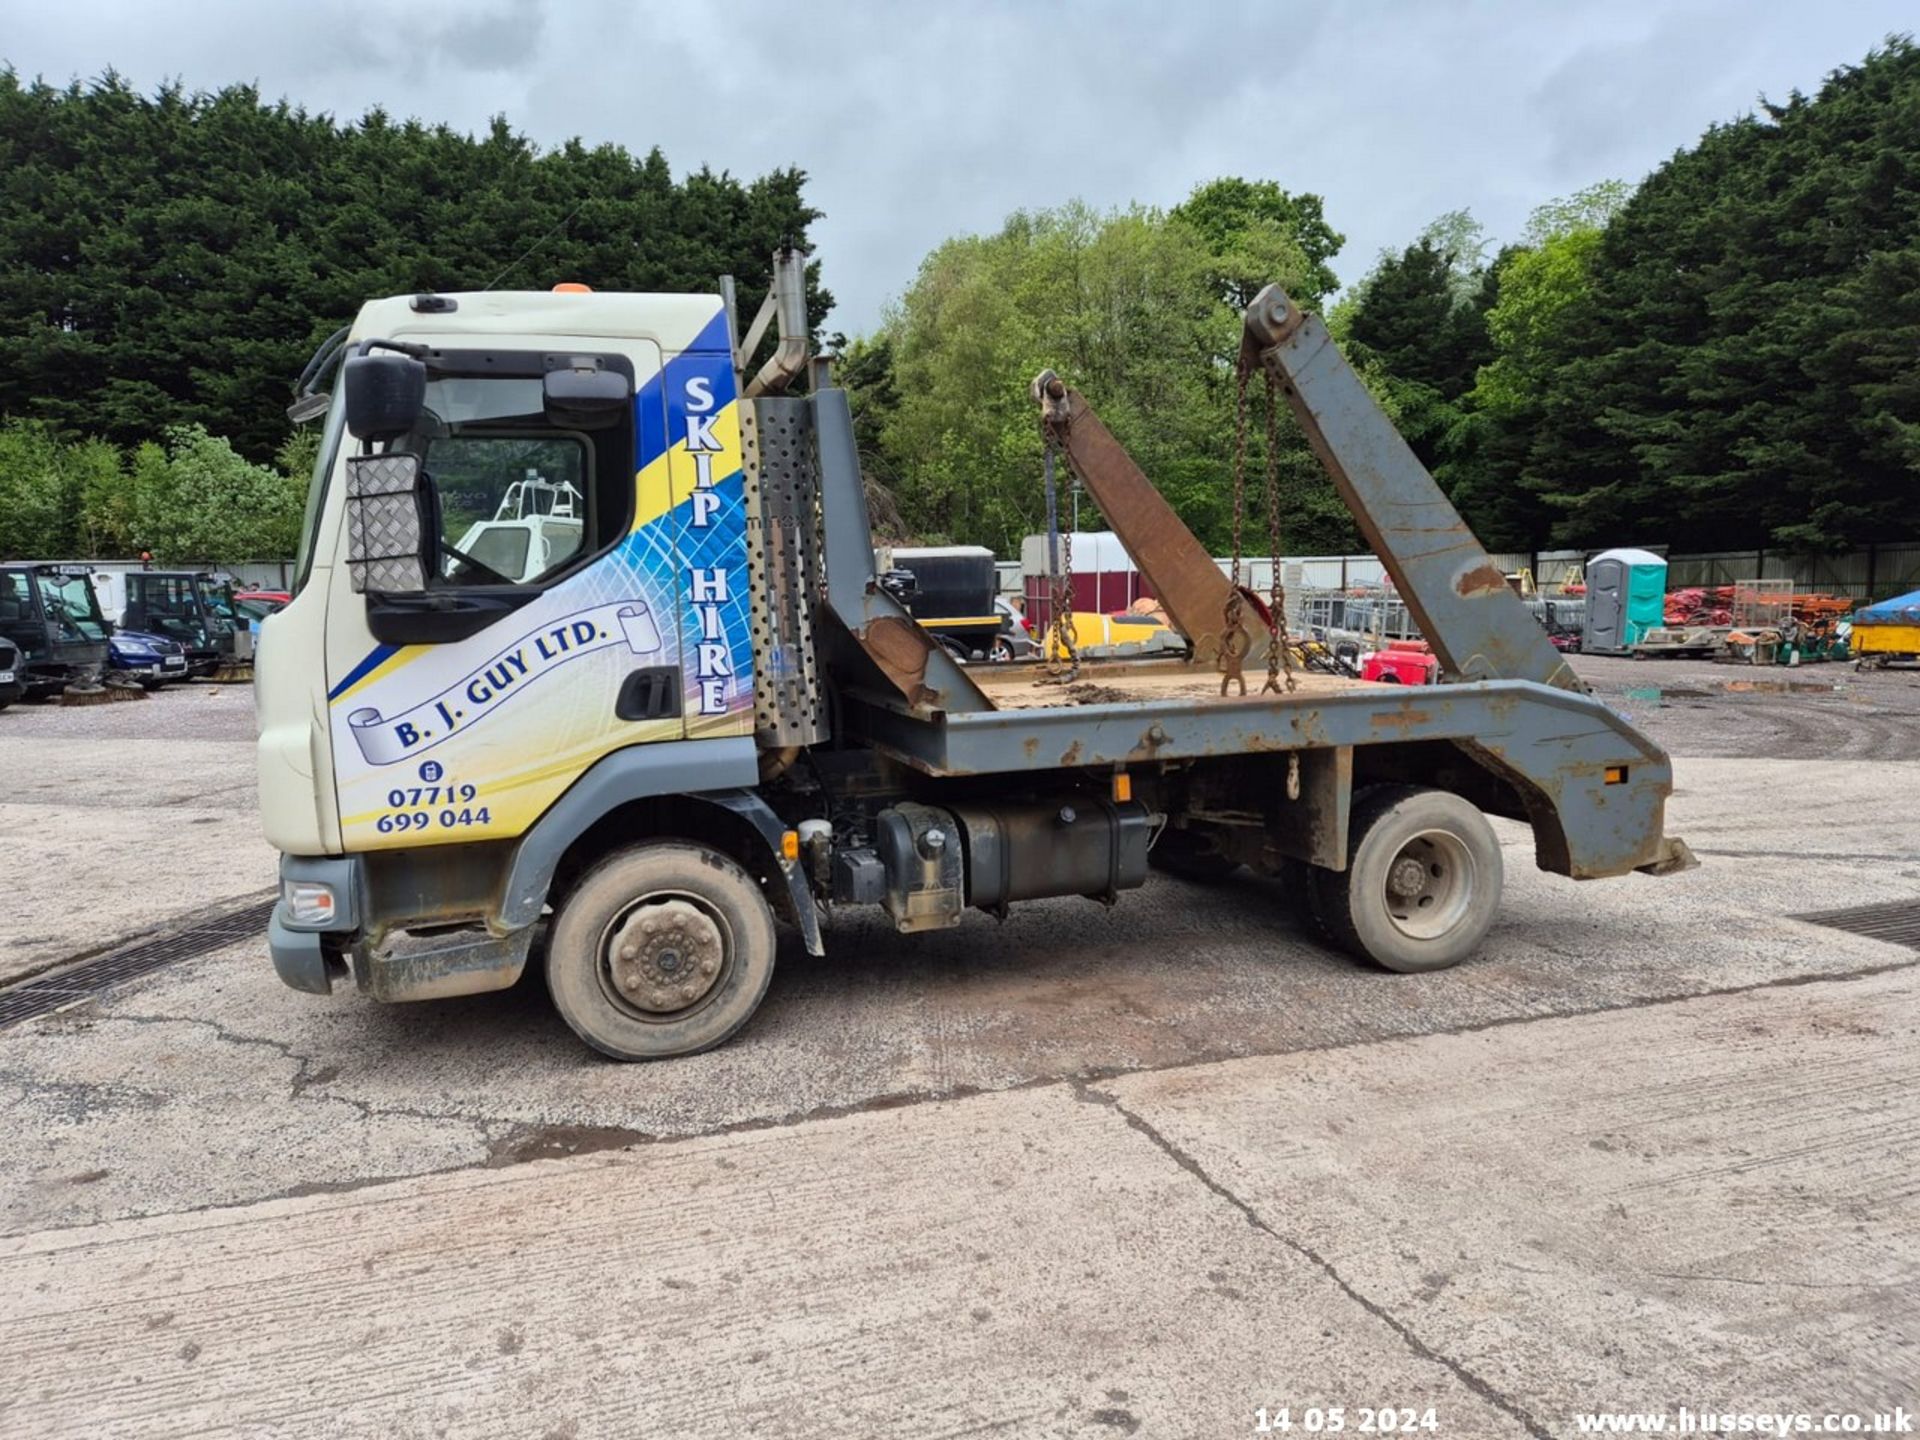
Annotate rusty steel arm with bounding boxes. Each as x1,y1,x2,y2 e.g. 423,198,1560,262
1239,286,1577,690
1030,369,1264,664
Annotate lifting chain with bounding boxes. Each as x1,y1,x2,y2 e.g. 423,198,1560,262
1041,421,1080,682
1220,357,1252,696
1262,368,1295,695
1223,357,1296,697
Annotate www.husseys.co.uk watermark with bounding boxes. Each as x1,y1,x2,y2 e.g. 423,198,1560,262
1574,1408,1912,1434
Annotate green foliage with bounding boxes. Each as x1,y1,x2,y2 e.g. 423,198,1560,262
1446,186,1633,548
1519,180,1635,246
1170,177,1346,307
0,420,75,558
134,425,307,561
1497,42,1920,551
1337,216,1500,510
1473,229,1604,415
0,418,312,562
876,198,1356,558
0,71,829,463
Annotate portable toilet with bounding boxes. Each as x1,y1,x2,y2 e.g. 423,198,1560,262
1584,548,1667,654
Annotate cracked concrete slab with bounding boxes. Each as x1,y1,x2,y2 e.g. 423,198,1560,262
0,1084,1524,1440
3,757,1917,1237
3,683,1918,1434
1097,968,1920,1433
4,970,1914,1438
0,733,275,985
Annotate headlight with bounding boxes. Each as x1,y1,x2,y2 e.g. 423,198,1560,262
283,880,337,926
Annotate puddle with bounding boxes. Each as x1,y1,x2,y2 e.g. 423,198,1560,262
1620,680,1838,703
1717,678,1840,694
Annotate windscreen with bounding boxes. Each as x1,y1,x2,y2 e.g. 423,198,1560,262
38,573,107,642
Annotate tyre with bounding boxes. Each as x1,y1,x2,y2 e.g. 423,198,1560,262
1307,786,1502,974
546,841,777,1060
990,636,1016,663
1150,828,1240,883
1271,857,1332,939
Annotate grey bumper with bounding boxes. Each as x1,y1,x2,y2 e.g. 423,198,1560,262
268,908,337,995
268,854,364,996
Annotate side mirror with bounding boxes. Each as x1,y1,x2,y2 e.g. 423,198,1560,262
344,453,429,594
343,350,427,443
544,357,631,430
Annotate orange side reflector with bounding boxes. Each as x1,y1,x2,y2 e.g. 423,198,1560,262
781,830,801,860
552,282,592,293
1112,772,1132,803
1604,766,1629,785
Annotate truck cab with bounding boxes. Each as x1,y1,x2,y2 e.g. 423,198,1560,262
0,563,112,698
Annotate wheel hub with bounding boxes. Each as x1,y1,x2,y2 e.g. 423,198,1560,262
1381,831,1474,941
1388,856,1430,899
606,899,724,1014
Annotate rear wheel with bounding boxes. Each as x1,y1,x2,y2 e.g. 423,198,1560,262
1307,786,1502,973
546,841,777,1060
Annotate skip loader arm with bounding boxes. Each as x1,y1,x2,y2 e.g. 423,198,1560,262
1031,370,1266,666
1239,286,1580,691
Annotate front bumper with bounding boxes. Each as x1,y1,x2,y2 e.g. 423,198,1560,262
268,854,364,995
268,908,342,994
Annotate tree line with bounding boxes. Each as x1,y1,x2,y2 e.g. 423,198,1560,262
4,41,1914,565
853,38,1920,559
0,70,826,561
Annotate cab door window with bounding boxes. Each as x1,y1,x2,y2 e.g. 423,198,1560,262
399,362,630,591
428,435,590,586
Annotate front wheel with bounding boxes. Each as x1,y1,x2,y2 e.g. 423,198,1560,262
1307,786,1502,974
547,841,777,1060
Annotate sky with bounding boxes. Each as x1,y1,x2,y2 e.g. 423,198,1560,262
5,0,1914,333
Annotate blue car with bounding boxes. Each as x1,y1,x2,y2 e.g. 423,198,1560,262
109,627,190,689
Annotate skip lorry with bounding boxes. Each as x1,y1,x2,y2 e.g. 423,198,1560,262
256,251,1692,1059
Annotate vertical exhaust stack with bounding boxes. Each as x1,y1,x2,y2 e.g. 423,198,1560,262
742,247,811,399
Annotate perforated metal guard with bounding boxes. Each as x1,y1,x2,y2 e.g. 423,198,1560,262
0,897,275,1030
1795,900,1920,950
744,398,827,748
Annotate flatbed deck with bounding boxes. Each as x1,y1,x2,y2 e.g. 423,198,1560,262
970,658,1367,710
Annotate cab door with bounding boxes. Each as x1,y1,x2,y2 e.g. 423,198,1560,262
323,340,678,853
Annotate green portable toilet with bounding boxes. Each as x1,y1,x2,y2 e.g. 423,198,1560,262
1585,548,1667,654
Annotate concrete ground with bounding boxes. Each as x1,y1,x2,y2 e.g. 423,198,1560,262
1,666,1916,1437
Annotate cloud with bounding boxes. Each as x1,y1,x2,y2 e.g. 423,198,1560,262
5,0,1912,331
